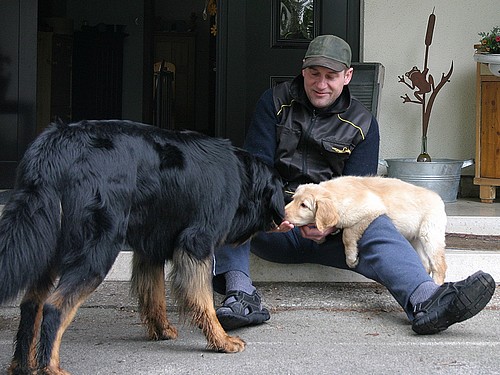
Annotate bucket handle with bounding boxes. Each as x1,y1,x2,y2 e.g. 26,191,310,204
461,159,474,168
378,159,388,168
379,158,474,169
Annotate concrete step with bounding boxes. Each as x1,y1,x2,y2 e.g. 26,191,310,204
105,212,499,284
248,210,499,282
447,215,500,236
1,199,499,284
106,246,500,284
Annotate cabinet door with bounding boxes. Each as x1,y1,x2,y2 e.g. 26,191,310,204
154,34,196,131
480,81,500,178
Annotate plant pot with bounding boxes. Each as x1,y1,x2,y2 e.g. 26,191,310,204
474,53,500,77
380,158,474,203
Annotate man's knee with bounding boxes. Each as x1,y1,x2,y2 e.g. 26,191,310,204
250,231,300,263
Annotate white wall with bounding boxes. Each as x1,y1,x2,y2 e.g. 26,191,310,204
363,0,497,174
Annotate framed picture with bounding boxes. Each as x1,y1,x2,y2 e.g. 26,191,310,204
271,0,320,48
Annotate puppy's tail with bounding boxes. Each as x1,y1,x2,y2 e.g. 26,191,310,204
0,186,60,304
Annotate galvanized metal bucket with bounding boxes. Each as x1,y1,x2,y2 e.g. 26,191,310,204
380,158,474,203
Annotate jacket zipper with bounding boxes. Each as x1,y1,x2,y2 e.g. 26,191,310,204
302,110,317,176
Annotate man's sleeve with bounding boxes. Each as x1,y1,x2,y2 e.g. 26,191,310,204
342,116,380,176
243,88,277,167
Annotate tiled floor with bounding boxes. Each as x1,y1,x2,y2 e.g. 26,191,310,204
445,197,500,217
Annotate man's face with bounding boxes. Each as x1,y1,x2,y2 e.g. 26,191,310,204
302,66,353,109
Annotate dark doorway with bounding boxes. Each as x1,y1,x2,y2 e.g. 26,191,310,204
0,0,38,188
0,0,360,188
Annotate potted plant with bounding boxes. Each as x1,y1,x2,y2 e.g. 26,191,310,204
381,10,473,203
473,26,500,77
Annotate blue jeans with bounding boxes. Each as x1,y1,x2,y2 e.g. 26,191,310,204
214,215,433,319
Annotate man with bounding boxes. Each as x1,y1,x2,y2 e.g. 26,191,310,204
213,35,495,334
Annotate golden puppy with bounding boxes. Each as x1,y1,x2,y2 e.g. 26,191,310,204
284,176,447,284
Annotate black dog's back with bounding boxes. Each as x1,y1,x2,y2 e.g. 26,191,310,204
0,119,283,302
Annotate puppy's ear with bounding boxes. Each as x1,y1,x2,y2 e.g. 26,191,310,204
315,198,339,232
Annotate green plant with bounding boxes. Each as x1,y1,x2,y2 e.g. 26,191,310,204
478,26,500,54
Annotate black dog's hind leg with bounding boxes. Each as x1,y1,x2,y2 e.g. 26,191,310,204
36,270,107,375
8,272,56,375
35,238,123,374
131,252,178,340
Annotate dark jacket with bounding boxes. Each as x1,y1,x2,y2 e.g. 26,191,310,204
244,74,380,199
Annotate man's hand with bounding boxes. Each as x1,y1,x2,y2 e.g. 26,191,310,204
299,224,337,242
269,220,294,233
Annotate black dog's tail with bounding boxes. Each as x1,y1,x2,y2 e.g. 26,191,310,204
0,124,65,304
0,185,61,304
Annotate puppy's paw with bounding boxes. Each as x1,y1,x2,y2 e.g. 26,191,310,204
346,256,359,268
432,273,446,285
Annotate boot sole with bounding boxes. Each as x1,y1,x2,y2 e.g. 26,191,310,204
412,271,495,335
217,310,270,331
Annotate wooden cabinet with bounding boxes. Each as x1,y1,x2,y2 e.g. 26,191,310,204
474,62,500,202
37,32,73,133
153,32,196,131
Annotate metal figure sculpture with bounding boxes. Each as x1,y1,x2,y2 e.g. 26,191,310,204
398,9,454,162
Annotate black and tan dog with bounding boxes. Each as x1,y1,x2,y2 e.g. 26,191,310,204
0,120,284,375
